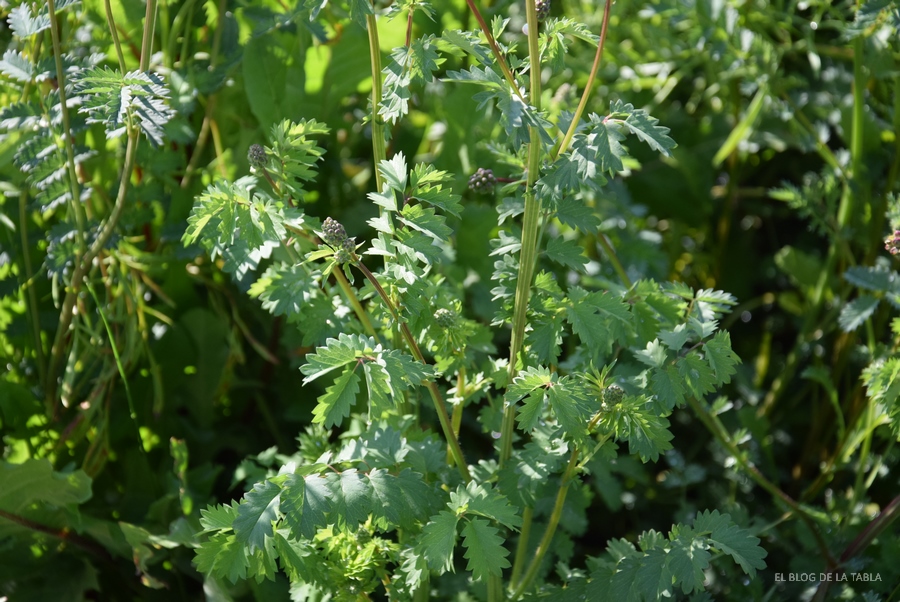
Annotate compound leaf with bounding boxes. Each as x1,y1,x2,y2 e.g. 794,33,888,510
233,480,282,552
461,517,510,581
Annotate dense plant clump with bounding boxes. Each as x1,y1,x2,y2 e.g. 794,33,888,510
1,0,899,600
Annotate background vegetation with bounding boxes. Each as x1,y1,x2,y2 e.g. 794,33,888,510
1,0,899,600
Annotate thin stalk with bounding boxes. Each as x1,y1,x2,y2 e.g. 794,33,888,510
498,0,544,469
687,395,837,568
405,4,415,47
365,12,387,192
104,0,126,72
510,448,579,600
85,282,145,453
447,365,466,464
167,0,198,66
47,0,86,254
843,34,867,231
555,0,613,159
509,506,533,588
598,233,631,289
46,0,156,412
355,261,470,481
761,32,867,417
139,0,158,71
0,509,112,562
180,0,225,188
19,194,47,385
813,493,900,602
333,268,382,344
463,0,525,102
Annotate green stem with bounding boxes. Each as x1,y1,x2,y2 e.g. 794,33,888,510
463,0,525,102
508,506,533,588
498,0,545,470
555,0,613,159
180,0,224,188
47,91,142,410
447,365,466,464
510,448,579,600
333,268,382,345
366,12,387,192
598,233,631,289
760,35,867,417
687,395,837,568
46,0,86,254
167,0,198,67
19,194,47,385
844,34,867,231
139,0,158,71
813,493,900,602
355,261,470,481
104,0,126,73
85,282,144,453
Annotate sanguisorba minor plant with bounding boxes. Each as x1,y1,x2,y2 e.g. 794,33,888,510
186,0,767,599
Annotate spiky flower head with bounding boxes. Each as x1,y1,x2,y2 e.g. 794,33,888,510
434,308,458,328
603,385,625,406
322,217,348,248
334,249,352,264
885,230,900,255
248,144,268,168
468,168,497,194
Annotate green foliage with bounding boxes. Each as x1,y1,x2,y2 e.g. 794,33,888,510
4,0,900,599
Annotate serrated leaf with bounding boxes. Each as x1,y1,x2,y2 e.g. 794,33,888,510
311,365,361,428
553,196,601,232
634,339,667,368
545,236,588,271
281,473,332,540
248,263,315,317
601,396,674,462
300,333,373,382
547,377,593,442
399,203,452,242
667,535,709,594
692,510,767,577
0,459,92,512
0,50,33,82
566,288,633,353
450,481,521,530
649,365,685,411
658,324,691,350
325,469,371,531
233,480,282,552
678,352,716,398
419,511,459,573
838,295,880,332
704,331,740,384
368,468,434,530
200,502,240,533
379,153,408,193
461,517,511,581
608,99,676,156
76,68,175,146
273,530,327,584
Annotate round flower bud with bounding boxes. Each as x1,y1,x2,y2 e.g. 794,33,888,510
248,144,268,168
334,249,352,264
535,0,551,22
603,385,625,406
468,168,497,194
322,217,348,247
342,237,356,255
434,308,457,328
